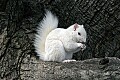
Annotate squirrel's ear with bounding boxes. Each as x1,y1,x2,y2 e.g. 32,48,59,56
74,23,79,31
81,25,84,27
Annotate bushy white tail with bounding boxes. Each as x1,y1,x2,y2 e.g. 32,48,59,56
34,10,58,59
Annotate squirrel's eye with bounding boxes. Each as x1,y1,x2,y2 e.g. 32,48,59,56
78,32,81,35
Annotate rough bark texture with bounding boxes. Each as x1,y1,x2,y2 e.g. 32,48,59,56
0,0,120,79
21,57,120,80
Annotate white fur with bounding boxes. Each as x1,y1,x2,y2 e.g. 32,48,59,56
34,10,87,62
63,60,76,63
34,10,58,60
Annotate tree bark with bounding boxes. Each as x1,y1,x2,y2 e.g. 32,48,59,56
0,0,120,79
20,57,120,80
0,0,9,11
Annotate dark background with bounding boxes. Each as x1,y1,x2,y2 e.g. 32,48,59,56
0,0,120,79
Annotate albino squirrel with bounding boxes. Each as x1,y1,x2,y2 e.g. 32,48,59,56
34,10,87,62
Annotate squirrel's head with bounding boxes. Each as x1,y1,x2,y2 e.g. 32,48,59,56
68,23,87,43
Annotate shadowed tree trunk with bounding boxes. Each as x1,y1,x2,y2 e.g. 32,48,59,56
0,0,9,11
0,0,120,79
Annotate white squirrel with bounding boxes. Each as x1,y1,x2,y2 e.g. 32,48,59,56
34,10,87,62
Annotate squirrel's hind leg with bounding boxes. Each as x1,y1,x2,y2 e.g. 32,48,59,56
62,59,76,63
45,40,66,62
63,52,76,63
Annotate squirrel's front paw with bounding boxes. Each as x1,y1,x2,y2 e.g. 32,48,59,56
77,43,86,51
62,59,76,63
81,44,86,51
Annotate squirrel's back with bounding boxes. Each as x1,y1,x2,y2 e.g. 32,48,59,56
34,11,58,56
